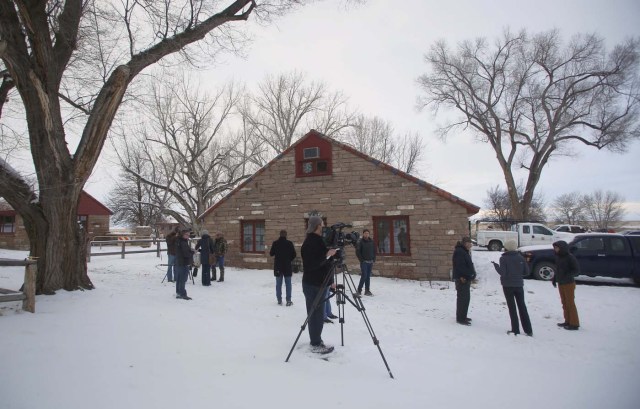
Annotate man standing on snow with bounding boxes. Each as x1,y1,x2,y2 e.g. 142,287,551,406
165,226,179,282
552,240,580,330
301,216,337,354
213,232,227,282
355,229,376,296
452,236,476,325
175,228,194,300
270,229,297,306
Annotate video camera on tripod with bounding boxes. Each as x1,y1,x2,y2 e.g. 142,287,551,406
324,223,360,259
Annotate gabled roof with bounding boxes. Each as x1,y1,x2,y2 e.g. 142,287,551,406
0,191,113,216
200,130,480,218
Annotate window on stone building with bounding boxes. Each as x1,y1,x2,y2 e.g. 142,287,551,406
242,220,265,253
77,215,88,231
0,216,15,234
373,216,410,255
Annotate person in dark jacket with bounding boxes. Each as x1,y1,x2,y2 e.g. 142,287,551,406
195,230,215,286
175,229,194,300
452,236,476,325
492,240,533,336
301,216,337,354
356,229,376,296
270,230,297,306
165,226,179,282
552,240,580,330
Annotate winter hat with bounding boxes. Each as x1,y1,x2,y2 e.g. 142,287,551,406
306,216,323,234
504,240,517,251
201,229,209,236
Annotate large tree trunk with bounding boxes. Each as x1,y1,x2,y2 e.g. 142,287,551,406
21,185,93,294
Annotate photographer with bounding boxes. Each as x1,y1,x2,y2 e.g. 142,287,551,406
301,216,337,354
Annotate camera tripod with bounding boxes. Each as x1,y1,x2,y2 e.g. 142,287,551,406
285,256,394,379
159,264,195,285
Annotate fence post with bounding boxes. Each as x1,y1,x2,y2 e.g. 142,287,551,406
156,240,161,258
87,241,92,262
121,241,125,259
23,260,36,313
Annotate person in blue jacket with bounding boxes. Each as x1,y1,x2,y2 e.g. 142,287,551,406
452,236,476,325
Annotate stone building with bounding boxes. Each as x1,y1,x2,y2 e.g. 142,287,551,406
0,191,112,250
200,130,479,281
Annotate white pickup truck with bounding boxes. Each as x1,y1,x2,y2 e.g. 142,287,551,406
476,223,575,251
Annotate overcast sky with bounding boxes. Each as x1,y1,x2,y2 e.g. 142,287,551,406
88,0,640,219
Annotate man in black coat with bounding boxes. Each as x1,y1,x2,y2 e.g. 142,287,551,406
552,240,580,330
452,236,476,325
270,230,297,306
175,229,194,300
301,216,337,354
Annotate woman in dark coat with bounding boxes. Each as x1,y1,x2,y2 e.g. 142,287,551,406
492,240,533,336
270,230,297,306
552,240,580,330
196,230,215,286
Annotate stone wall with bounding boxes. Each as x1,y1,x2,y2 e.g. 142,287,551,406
202,145,473,281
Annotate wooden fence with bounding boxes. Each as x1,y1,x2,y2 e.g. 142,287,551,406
0,258,37,313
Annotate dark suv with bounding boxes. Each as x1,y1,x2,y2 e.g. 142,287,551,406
520,234,640,284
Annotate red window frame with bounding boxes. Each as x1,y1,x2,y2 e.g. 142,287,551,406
373,216,410,256
241,220,265,253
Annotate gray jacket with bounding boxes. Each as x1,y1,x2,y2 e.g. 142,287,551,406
493,251,529,287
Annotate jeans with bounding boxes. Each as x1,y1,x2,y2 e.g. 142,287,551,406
213,256,225,281
302,283,325,346
503,286,532,334
175,265,189,297
166,254,176,281
324,286,333,319
276,275,292,302
455,278,471,322
358,261,373,291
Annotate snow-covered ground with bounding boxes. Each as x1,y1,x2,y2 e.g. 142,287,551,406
1,246,639,409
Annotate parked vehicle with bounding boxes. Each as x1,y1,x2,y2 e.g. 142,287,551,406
476,223,574,251
620,230,640,235
520,233,640,283
552,224,587,233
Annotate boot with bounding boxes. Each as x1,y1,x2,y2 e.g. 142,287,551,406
217,266,224,282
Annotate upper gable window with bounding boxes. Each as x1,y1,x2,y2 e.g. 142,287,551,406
303,147,319,159
295,136,332,178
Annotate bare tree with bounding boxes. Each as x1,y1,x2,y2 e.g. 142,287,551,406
341,115,395,163
550,192,587,224
339,115,426,174
392,131,426,174
583,190,625,230
484,184,546,229
107,140,172,228
116,79,258,232
418,29,640,221
240,71,355,155
0,0,337,294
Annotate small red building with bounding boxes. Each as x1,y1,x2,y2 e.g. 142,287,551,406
0,191,112,250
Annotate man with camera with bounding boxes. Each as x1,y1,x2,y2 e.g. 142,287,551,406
301,216,337,354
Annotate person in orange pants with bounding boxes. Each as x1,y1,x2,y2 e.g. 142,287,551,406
552,241,580,330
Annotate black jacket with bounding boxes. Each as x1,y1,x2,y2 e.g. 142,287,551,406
356,237,376,263
175,236,194,266
553,240,580,285
452,243,476,280
493,251,529,287
270,237,297,277
195,234,214,265
301,233,333,287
